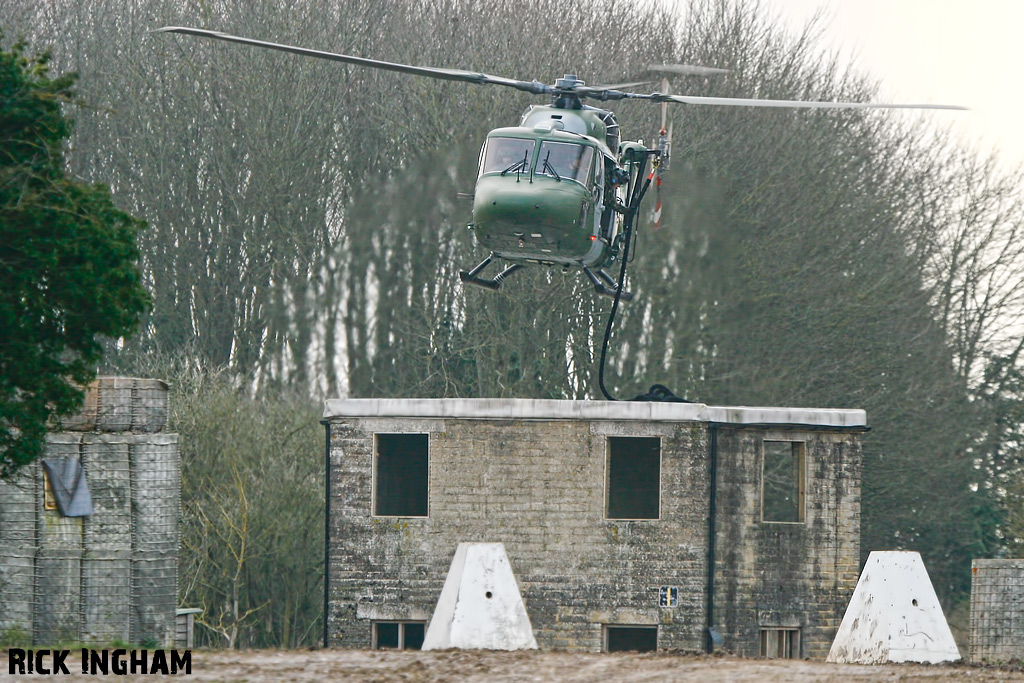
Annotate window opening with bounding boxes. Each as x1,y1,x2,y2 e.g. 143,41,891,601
759,628,800,659
374,433,428,517
479,137,535,176
605,625,658,652
606,436,660,520
761,440,805,523
373,621,425,650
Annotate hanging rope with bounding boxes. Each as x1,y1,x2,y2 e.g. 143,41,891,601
597,153,690,404
597,207,635,401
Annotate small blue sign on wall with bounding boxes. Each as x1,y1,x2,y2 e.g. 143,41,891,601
659,585,678,607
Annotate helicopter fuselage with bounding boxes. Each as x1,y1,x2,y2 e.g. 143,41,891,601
470,104,635,269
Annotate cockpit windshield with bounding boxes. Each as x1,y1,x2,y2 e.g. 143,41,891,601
480,138,535,176
537,141,594,184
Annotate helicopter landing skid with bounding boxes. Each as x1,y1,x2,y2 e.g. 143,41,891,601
583,265,634,302
459,254,524,292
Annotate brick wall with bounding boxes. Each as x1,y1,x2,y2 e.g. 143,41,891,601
712,428,861,659
325,400,862,657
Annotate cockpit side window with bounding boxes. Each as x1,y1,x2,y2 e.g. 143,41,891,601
538,142,594,184
480,138,536,176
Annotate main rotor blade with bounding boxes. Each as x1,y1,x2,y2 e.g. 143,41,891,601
647,64,731,77
633,92,968,110
585,80,654,91
579,65,727,101
151,26,550,95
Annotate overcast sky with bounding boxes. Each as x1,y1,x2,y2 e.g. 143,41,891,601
683,0,1024,171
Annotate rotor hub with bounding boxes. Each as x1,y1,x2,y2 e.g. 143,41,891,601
555,74,584,89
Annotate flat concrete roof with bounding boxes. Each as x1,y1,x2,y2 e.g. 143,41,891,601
323,398,867,429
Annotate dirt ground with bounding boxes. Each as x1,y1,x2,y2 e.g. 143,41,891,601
7,649,1023,682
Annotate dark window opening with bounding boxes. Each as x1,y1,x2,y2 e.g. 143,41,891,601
375,622,399,649
374,433,428,517
605,625,658,652
373,621,425,650
606,436,660,520
760,628,800,659
762,440,805,523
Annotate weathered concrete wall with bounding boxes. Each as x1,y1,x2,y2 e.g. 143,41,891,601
326,399,863,657
713,428,861,659
80,434,132,644
0,378,179,647
329,417,710,652
970,559,1024,663
0,464,36,642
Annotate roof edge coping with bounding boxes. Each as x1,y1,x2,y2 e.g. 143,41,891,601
323,398,866,428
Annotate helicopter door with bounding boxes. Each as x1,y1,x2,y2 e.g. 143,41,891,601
599,157,620,240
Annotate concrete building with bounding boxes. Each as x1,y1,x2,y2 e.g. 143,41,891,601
0,378,180,646
324,398,864,658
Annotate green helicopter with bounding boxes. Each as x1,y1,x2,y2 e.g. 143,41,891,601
153,27,964,301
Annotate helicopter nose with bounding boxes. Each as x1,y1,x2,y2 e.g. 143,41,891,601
474,178,584,229
471,175,593,258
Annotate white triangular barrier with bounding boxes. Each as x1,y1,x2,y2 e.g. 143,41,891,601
827,551,961,664
422,542,538,650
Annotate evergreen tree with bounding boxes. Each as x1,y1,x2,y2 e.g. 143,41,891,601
0,37,149,477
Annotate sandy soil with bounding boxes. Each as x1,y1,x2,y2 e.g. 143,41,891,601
6,649,1023,682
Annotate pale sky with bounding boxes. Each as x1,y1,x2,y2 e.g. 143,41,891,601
751,0,1024,171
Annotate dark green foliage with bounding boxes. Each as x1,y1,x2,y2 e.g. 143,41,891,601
0,38,148,478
